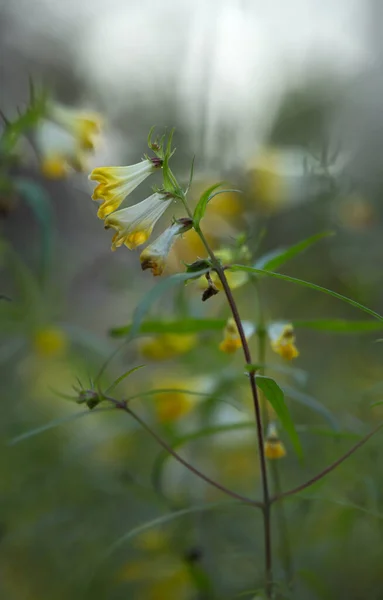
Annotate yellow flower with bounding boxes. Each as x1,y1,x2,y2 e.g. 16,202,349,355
49,104,101,151
140,222,184,276
264,423,286,460
104,192,173,250
152,380,199,423
268,322,299,360
139,333,197,360
32,327,68,358
89,158,162,219
219,317,254,354
119,557,191,600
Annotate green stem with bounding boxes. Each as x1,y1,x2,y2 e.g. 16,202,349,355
254,281,294,593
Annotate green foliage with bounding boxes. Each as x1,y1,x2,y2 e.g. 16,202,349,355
230,265,383,322
256,375,303,459
254,231,333,271
110,317,226,337
193,182,224,227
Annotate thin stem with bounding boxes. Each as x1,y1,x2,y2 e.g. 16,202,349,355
272,421,383,504
195,225,273,597
255,281,294,591
120,403,262,508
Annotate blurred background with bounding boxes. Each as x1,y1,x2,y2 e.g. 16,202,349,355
2,0,383,598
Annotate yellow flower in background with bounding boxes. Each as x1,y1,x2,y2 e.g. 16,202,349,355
36,120,88,178
89,158,162,219
156,388,194,423
268,322,299,360
219,317,254,354
32,326,68,358
247,146,313,214
119,557,191,600
140,222,185,276
139,333,197,360
48,104,101,151
264,422,286,459
210,269,249,291
104,192,173,251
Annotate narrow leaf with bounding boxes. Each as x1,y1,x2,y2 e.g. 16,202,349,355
293,319,383,333
230,265,383,323
283,384,339,429
108,500,246,555
110,318,226,337
254,231,332,271
193,182,224,227
104,365,145,394
256,375,303,458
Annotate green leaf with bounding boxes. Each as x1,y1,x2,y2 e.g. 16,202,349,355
254,231,333,271
193,182,224,227
8,407,114,445
110,317,225,338
283,384,339,430
107,500,245,555
256,375,302,459
293,318,383,333
104,365,145,394
127,269,210,341
230,265,383,323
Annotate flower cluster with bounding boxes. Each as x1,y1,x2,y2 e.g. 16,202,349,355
89,133,192,276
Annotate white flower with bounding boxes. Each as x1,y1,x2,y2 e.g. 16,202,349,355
104,192,173,251
48,104,101,151
89,159,162,219
140,222,184,276
35,120,86,178
268,322,299,360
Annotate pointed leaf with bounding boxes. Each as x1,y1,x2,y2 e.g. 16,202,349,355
193,182,224,227
256,375,303,459
110,317,226,337
292,319,383,333
254,231,333,271
230,265,383,323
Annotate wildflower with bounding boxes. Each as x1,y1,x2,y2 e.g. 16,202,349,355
48,104,101,151
264,422,286,459
104,192,172,250
219,317,254,354
89,158,162,219
268,322,299,360
32,327,68,358
152,379,200,423
140,221,186,276
36,120,88,178
139,333,197,360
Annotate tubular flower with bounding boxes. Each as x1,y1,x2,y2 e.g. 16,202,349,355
36,120,88,178
49,104,101,151
219,317,255,354
264,422,286,459
139,333,197,360
268,322,299,360
90,158,162,219
140,222,184,276
104,192,173,251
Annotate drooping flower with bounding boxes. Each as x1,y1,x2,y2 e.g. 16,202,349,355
268,322,299,360
104,192,172,251
48,104,101,151
36,120,88,178
139,333,197,360
89,159,162,219
219,317,255,354
140,222,185,276
264,422,286,459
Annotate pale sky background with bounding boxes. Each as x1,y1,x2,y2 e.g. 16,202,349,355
0,0,379,166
